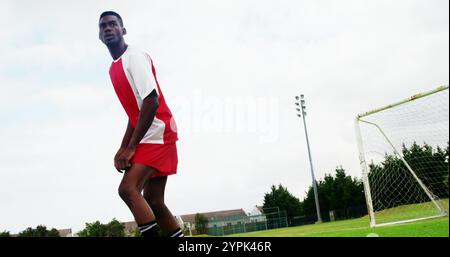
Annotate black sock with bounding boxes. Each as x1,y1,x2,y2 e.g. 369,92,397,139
169,228,184,237
138,221,159,237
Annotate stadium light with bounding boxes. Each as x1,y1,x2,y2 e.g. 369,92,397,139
294,94,322,223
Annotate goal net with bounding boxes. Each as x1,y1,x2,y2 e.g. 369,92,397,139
355,86,449,227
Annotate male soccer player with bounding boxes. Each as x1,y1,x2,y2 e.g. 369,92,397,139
98,11,183,237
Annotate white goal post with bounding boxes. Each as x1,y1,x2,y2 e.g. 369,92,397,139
355,85,449,227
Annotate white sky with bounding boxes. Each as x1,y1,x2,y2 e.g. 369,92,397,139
0,0,448,234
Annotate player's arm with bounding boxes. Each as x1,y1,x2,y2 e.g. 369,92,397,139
127,89,159,149
120,119,134,149
116,52,159,171
116,90,159,171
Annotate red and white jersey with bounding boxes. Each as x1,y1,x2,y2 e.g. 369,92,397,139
109,46,178,145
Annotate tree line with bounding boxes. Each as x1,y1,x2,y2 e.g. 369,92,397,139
263,166,366,226
0,218,129,237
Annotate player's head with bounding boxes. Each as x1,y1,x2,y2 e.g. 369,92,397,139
98,11,127,46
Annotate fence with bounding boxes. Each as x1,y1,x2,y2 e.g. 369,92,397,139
290,205,368,226
207,210,288,236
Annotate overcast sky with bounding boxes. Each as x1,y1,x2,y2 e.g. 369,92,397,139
0,0,448,234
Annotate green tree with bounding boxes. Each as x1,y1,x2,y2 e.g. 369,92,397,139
301,167,365,220
77,221,107,237
18,225,60,237
106,218,126,237
0,231,11,237
263,184,302,225
133,228,142,237
77,218,125,237
194,213,208,235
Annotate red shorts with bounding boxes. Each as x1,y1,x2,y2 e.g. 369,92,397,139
131,143,178,178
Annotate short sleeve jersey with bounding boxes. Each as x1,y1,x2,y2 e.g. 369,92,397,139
109,45,178,145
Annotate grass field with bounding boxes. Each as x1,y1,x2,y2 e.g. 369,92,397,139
198,200,449,237
373,199,449,225
226,216,448,237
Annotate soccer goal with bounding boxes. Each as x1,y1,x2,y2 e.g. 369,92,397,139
355,85,449,227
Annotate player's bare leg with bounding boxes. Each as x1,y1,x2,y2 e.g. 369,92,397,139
118,163,159,236
144,176,184,237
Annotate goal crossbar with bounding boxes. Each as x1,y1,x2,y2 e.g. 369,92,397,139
357,85,449,119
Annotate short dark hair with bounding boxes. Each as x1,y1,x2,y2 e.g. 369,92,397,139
99,11,123,26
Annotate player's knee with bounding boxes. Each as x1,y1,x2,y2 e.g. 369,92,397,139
118,184,138,201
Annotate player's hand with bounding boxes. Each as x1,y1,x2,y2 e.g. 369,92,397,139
116,146,137,172
114,147,126,173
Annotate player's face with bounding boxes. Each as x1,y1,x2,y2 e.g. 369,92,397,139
99,15,126,46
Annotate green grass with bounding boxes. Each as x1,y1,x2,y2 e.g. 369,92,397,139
374,199,449,224
222,217,449,237
198,200,449,237
225,216,448,237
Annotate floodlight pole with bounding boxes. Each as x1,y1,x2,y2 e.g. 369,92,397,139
295,94,322,223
